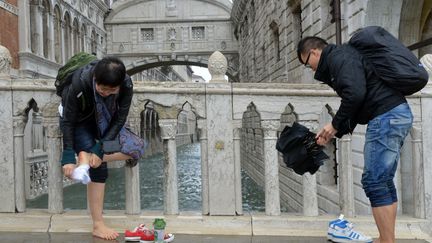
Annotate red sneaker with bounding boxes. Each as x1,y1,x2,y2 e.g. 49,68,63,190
124,224,148,241
139,229,175,243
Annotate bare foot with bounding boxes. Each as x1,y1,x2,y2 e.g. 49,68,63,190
373,239,380,243
93,222,119,240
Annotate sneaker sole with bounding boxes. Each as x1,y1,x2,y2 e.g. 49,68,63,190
330,236,372,243
140,233,175,243
125,236,141,241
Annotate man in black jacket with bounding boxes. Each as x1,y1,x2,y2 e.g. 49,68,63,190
60,57,135,240
297,37,413,243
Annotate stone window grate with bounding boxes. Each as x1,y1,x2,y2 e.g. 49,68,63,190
192,26,205,40
141,28,154,41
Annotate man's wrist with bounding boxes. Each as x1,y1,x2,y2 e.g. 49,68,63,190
61,149,76,165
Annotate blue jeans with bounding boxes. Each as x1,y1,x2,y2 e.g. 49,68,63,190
361,103,413,207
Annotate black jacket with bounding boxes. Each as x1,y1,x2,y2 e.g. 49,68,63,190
276,122,329,175
61,61,133,151
314,44,406,137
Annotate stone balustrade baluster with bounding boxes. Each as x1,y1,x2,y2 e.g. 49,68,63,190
233,120,243,215
44,118,63,213
159,119,179,215
197,119,209,215
337,135,354,217
125,116,141,214
261,120,281,216
13,116,28,212
411,126,425,218
420,54,432,225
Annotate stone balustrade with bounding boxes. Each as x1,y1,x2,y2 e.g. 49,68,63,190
0,51,431,237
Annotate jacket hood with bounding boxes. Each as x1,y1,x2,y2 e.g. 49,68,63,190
314,44,336,86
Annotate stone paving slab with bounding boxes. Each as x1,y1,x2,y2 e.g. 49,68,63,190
0,210,431,242
0,233,429,243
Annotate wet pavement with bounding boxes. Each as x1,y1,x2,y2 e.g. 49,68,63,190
0,233,428,243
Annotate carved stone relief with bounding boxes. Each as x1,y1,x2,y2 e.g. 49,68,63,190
0,45,12,75
168,28,176,40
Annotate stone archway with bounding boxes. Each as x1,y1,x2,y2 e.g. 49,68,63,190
124,55,239,82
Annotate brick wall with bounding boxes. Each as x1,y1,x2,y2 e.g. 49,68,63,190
0,0,19,68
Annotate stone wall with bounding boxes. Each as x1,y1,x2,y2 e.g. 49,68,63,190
231,0,431,83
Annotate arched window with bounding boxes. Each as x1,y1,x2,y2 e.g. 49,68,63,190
73,18,80,54
42,0,50,58
53,6,62,63
80,24,87,52
64,12,72,60
91,29,97,54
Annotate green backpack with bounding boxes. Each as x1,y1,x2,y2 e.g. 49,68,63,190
55,52,97,97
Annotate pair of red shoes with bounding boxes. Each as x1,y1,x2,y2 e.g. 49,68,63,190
124,224,175,242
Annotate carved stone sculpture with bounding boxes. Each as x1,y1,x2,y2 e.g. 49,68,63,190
208,51,227,82
0,45,12,75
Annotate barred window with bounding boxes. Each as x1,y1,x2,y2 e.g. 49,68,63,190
192,26,205,40
141,28,154,41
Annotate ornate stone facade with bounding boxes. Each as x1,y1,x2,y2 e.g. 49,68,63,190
18,0,109,78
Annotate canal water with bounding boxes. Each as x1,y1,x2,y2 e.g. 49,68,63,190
27,143,279,212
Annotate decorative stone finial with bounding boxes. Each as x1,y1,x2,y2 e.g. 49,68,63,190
420,54,432,82
208,51,228,82
0,44,12,75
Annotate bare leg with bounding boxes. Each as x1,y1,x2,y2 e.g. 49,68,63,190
103,152,131,162
88,182,119,240
372,203,397,243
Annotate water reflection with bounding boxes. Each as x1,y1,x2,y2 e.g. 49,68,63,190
27,143,269,212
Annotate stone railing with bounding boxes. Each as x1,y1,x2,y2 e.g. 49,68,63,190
1,48,431,236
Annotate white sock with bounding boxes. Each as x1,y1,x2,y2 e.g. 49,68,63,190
72,164,91,184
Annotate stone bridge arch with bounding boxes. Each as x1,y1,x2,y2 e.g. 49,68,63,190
124,55,239,81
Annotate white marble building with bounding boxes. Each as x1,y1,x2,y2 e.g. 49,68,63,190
18,0,109,78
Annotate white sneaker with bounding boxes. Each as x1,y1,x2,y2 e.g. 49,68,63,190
331,220,372,243
328,214,348,240
72,164,91,184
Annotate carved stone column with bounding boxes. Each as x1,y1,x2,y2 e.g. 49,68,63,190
337,135,354,217
44,118,63,213
159,119,178,215
14,116,28,212
197,119,209,215
48,12,55,61
262,120,281,216
18,0,31,52
31,2,44,56
232,120,243,215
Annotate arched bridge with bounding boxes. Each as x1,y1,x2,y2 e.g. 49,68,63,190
105,0,239,80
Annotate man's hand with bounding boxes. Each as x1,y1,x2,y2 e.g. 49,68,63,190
316,123,337,146
62,164,76,179
89,153,103,168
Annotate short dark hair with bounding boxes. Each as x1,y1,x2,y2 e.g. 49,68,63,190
297,37,328,64
94,56,126,87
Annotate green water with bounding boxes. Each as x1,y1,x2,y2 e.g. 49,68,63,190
27,143,272,212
